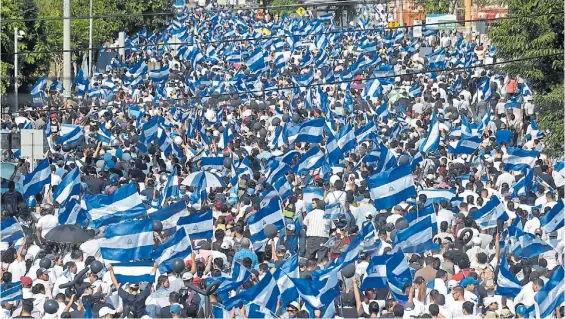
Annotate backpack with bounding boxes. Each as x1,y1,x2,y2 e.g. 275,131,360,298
476,264,496,291
2,191,19,215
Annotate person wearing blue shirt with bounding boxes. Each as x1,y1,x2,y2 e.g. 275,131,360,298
280,223,299,254
232,237,258,268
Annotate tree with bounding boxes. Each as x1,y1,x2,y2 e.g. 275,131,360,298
488,0,564,154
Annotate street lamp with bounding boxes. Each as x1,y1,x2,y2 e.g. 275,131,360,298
14,28,25,109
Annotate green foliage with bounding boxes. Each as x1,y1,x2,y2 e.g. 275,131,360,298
488,0,564,153
414,0,457,14
269,0,300,16
0,0,170,97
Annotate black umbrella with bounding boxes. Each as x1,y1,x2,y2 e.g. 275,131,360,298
44,224,92,243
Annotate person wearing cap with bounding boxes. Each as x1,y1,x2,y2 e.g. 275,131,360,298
279,223,299,255
98,306,116,319
106,263,157,318
33,268,52,298
460,277,479,304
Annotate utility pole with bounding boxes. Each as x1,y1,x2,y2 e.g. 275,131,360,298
88,0,93,77
63,0,72,98
14,28,19,109
465,0,472,36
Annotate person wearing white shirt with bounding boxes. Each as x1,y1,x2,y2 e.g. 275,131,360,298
448,287,466,318
303,200,331,262
514,280,537,307
523,211,541,235
325,180,346,208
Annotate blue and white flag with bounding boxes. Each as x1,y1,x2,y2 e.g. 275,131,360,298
44,118,51,137
152,227,192,272
143,116,160,142
526,118,545,140
393,216,437,253
285,118,325,144
84,183,146,228
419,112,440,153
303,187,324,211
386,248,413,302
418,189,456,205
75,70,89,96
472,195,508,229
0,282,22,303
554,161,565,178
533,266,564,318
504,148,539,171
448,135,482,155
112,261,155,283
53,167,81,206
479,78,493,101
148,200,189,234
246,47,266,72
510,228,553,258
522,82,533,96
224,271,279,311
22,158,51,199
177,209,213,240
273,254,299,308
403,205,437,232
97,125,112,144
513,168,534,197
363,79,382,98
200,157,224,171
360,254,389,289
216,262,252,300
161,168,180,207
56,124,84,145
148,65,170,83
58,198,89,226
541,199,564,233
409,83,422,97
218,124,234,150
428,48,446,69
31,75,48,107
336,123,356,154
495,250,521,297
100,219,154,263
355,122,377,143
128,60,148,79
248,198,284,251
0,217,24,243
367,165,416,209
324,202,345,220
294,146,325,174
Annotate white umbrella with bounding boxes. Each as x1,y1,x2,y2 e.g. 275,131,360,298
181,171,225,188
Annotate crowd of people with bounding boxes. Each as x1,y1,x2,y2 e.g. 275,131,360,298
1,1,564,319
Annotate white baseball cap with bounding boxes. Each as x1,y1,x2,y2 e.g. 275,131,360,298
99,307,117,317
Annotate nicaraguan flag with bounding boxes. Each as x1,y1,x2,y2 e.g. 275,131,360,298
248,198,284,251
294,146,325,174
554,161,565,178
22,158,51,199
152,227,192,272
143,116,160,142
363,78,382,98
161,168,180,207
393,216,437,253
367,165,416,209
97,125,112,144
75,70,89,96
0,282,22,303
336,123,356,154
448,135,482,154
285,118,325,144
419,112,440,153
216,262,252,300
56,124,84,145
177,209,213,240
509,227,553,258
532,266,564,318
504,148,539,171
495,249,522,297
355,121,377,143
472,195,508,229
403,205,437,232
273,254,299,308
100,219,154,262
31,75,48,107
218,124,234,150
148,65,169,83
541,199,564,233
418,189,456,205
428,48,446,69
512,168,534,197
128,60,148,79
58,198,89,226
360,254,389,289
84,183,147,228
111,261,156,283
223,271,280,311
246,47,266,73
0,217,24,243
148,200,189,234
53,167,81,206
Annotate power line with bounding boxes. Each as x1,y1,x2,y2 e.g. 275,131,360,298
11,11,565,56
6,53,563,115
1,0,383,23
